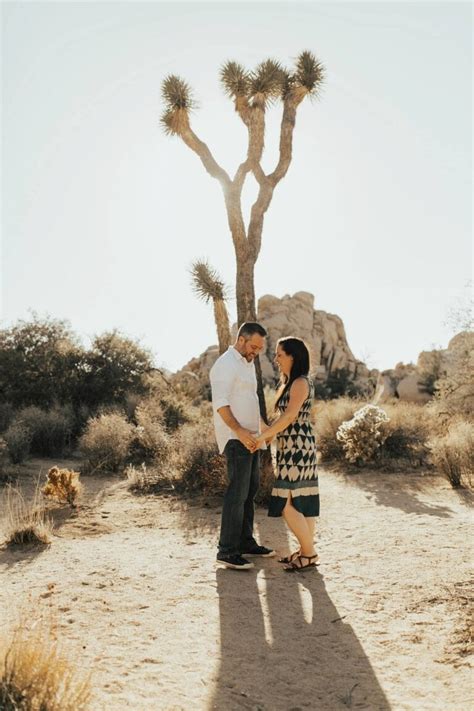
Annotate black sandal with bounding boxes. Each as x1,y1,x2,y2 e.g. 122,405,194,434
283,554,318,572
278,550,300,564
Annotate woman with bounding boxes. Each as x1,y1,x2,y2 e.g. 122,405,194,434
254,337,319,572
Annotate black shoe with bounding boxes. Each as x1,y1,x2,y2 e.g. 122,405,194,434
216,554,254,570
240,545,276,558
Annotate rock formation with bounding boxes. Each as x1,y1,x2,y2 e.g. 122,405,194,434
374,331,474,405
172,291,378,397
173,291,472,406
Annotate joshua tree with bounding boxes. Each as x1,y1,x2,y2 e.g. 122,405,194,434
161,51,324,323
161,51,324,418
190,259,231,354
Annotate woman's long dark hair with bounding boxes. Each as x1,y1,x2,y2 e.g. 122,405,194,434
275,337,311,411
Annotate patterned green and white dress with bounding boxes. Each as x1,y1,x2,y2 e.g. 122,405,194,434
268,375,320,518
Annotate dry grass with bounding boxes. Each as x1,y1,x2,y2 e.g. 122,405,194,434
0,620,92,710
428,420,474,488
126,462,174,493
2,484,53,547
42,466,83,508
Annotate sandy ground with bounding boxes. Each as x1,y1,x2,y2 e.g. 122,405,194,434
0,459,473,711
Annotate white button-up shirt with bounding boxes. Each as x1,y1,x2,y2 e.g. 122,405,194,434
210,346,264,454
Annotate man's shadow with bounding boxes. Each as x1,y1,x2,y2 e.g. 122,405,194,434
210,553,390,710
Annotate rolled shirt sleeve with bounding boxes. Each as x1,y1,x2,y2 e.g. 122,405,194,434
210,360,234,413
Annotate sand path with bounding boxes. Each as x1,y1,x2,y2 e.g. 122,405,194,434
1,461,472,710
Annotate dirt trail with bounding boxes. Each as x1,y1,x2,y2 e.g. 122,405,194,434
1,461,472,710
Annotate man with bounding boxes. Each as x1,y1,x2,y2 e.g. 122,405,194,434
210,322,275,570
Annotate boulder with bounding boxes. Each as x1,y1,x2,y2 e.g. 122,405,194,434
173,292,375,396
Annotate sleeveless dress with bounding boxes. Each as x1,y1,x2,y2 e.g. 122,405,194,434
268,376,320,518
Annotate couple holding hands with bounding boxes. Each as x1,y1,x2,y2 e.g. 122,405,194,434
210,322,320,572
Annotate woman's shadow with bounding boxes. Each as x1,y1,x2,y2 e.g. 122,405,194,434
210,541,390,710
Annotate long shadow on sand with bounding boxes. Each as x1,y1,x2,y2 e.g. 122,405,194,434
0,542,50,569
210,560,390,711
338,471,455,519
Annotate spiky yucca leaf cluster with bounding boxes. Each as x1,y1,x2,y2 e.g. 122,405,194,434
293,50,324,96
190,260,228,303
160,75,195,135
219,51,324,106
220,61,249,98
248,59,286,104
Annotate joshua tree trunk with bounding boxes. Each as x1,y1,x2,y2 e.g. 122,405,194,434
161,53,324,421
213,299,231,354
235,255,257,324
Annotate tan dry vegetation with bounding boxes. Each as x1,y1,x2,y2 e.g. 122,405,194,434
0,617,92,710
0,457,472,711
42,466,83,508
2,483,53,547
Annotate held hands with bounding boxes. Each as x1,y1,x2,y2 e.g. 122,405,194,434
254,433,272,449
237,428,258,452
237,427,274,452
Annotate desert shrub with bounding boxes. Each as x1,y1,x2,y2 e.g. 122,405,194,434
314,369,367,400
14,405,74,457
0,437,10,483
42,466,83,508
434,332,474,416
4,422,32,464
124,391,141,420
81,330,153,409
3,484,53,546
126,462,173,493
172,422,226,494
159,395,193,432
132,402,170,463
0,401,14,432
0,315,85,409
79,412,134,473
418,349,445,396
0,622,92,711
428,420,474,488
313,398,363,461
336,404,390,465
381,401,433,464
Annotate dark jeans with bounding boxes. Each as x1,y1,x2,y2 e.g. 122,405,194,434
218,439,260,556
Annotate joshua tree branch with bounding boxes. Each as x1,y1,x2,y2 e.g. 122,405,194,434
179,125,232,189
268,91,305,187
247,180,274,261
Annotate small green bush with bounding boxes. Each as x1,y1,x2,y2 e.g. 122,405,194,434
4,423,32,464
14,405,74,457
79,412,134,472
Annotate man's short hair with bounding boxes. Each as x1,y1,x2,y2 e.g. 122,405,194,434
237,322,267,339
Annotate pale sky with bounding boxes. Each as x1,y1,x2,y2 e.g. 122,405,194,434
2,1,472,373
